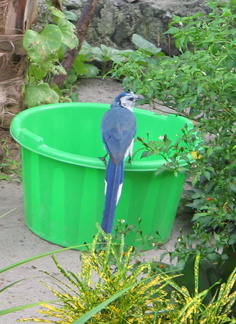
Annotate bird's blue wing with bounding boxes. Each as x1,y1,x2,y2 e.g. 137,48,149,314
101,159,124,233
101,97,138,234
101,107,136,164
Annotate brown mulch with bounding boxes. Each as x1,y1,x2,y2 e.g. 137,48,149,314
0,126,21,175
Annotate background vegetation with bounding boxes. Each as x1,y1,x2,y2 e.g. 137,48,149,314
1,0,236,322
112,0,236,268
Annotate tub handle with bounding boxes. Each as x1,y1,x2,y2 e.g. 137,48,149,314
18,128,45,148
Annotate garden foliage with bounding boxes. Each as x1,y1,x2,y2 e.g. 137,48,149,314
18,233,236,323
23,5,131,107
112,0,236,265
2,0,236,322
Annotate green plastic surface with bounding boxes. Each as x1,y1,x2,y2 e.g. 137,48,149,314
10,103,193,250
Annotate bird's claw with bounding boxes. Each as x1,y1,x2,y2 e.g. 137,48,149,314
99,155,108,167
128,156,133,164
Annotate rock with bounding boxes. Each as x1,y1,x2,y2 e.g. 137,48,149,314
57,0,209,55
63,0,81,9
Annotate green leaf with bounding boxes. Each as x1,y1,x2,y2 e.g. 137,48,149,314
65,10,78,21
50,63,67,76
131,34,162,54
176,166,188,174
64,69,78,86
50,83,63,97
204,171,211,180
28,61,52,80
166,26,180,35
0,245,86,274
99,45,131,62
0,278,25,294
58,18,78,49
192,213,208,221
100,44,114,61
71,286,132,324
71,274,158,324
228,182,236,193
141,150,154,158
80,42,103,61
155,165,169,176
70,92,79,102
110,49,133,62
24,83,59,107
73,56,100,78
0,301,54,316
82,63,100,78
23,25,62,63
73,55,87,74
50,6,65,19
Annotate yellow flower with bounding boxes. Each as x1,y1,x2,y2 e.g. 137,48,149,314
191,151,202,159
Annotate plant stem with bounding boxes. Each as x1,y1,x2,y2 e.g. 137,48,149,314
52,0,99,88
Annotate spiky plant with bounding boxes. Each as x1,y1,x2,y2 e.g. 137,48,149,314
20,231,177,323
20,232,236,324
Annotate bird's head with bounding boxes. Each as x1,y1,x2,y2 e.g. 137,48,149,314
112,91,143,111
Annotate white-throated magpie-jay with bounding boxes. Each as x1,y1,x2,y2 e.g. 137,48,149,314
101,91,142,233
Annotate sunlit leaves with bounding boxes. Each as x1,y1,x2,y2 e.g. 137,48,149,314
57,18,78,49
24,83,59,107
111,0,236,262
24,25,62,63
132,33,163,55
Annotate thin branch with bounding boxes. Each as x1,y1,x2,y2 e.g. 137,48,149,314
52,0,99,88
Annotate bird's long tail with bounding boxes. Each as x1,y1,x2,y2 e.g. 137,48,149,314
101,159,124,233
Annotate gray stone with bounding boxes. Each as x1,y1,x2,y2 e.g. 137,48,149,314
39,0,209,54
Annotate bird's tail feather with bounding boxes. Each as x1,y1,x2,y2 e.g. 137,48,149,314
101,159,124,233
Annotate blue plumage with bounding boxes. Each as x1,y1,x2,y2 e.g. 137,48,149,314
101,159,124,233
101,92,142,233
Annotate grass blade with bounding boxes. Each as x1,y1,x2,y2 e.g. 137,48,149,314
0,278,26,293
71,285,133,324
0,300,58,316
0,208,16,219
0,244,90,274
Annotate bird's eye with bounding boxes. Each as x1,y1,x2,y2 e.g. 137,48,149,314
128,98,134,101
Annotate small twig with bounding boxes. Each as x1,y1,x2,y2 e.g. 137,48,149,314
52,0,99,88
0,208,16,219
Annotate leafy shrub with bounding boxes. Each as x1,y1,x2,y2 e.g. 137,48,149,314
18,233,236,323
112,0,236,264
2,231,236,323
23,6,78,107
23,5,132,107
20,233,177,323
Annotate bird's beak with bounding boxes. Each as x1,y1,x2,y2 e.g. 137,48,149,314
135,94,144,102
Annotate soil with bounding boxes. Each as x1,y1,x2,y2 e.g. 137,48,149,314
0,78,192,323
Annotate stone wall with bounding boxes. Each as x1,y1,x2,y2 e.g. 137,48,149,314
61,0,209,55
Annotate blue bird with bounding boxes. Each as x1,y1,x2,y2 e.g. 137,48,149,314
101,91,142,234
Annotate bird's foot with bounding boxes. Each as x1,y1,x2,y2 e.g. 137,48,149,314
98,154,108,167
128,155,133,164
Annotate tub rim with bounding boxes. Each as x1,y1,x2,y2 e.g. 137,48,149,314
10,102,195,172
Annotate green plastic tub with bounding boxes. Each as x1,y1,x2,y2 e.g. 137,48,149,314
10,103,193,250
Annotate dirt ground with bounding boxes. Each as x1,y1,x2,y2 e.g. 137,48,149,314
0,78,192,323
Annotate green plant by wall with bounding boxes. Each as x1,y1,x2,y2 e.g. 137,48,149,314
0,139,21,181
23,5,132,107
23,5,78,107
112,0,236,265
64,41,132,89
